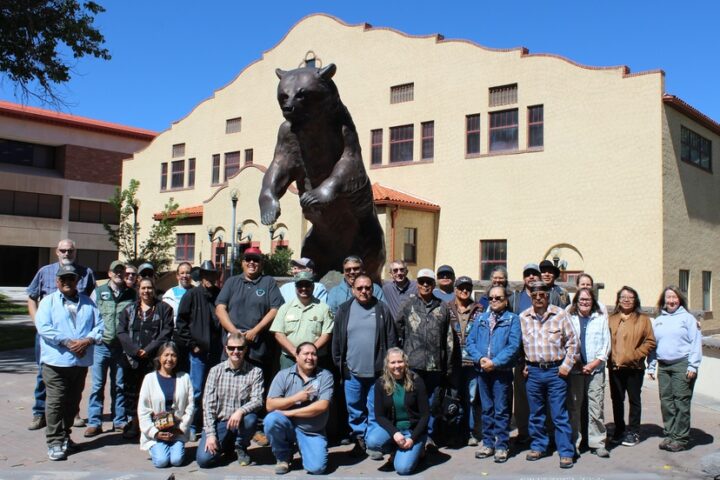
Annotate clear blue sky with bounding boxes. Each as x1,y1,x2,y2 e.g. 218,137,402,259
2,0,718,132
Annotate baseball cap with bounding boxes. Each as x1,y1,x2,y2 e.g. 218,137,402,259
56,264,79,278
294,271,315,284
138,262,155,276
416,268,436,280
110,260,125,272
243,247,263,260
454,276,473,288
437,265,455,276
523,263,540,275
290,257,315,270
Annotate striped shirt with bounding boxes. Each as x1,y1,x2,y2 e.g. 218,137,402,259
203,359,264,437
519,304,578,372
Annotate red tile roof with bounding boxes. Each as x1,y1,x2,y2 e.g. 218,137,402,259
152,205,203,220
372,183,440,212
0,100,157,140
663,94,720,136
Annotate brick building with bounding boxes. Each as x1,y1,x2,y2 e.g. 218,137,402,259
123,14,719,312
0,101,156,286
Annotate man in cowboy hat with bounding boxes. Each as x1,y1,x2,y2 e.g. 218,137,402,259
175,260,223,439
539,260,570,308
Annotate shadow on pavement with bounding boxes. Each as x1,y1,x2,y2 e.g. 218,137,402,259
0,347,35,374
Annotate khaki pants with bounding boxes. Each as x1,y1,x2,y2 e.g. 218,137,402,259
567,370,607,449
658,359,695,446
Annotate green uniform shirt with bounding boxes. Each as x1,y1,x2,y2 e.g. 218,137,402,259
271,297,333,354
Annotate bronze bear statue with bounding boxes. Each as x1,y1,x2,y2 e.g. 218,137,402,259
259,64,385,281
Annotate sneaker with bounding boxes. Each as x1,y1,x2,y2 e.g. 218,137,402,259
468,435,479,447
559,456,574,469
494,449,508,463
367,448,384,461
113,422,128,432
665,441,687,452
47,444,66,461
253,431,270,446
275,460,290,475
475,445,495,459
525,450,546,461
659,438,672,450
235,447,251,466
122,420,139,439
591,446,610,458
28,415,46,431
621,432,640,447
84,425,103,438
73,415,86,427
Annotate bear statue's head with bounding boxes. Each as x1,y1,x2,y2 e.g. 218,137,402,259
275,64,339,124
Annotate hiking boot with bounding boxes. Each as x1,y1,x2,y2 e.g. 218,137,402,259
467,434,479,446
275,460,290,474
591,446,610,458
122,419,139,439
84,425,103,438
235,447,251,466
47,444,66,461
253,431,269,446
559,456,574,469
474,445,495,459
526,450,546,461
665,441,687,452
621,432,639,447
659,438,672,450
28,415,46,430
494,449,508,463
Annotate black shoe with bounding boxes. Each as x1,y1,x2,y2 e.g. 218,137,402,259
621,432,639,447
235,447,251,466
29,415,46,430
665,441,687,452
350,438,367,457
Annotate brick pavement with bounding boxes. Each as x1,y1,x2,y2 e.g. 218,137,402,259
0,347,717,479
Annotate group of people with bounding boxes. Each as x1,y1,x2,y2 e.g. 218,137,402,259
29,239,703,474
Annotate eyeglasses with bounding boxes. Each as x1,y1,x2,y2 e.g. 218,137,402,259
619,296,635,301
578,298,593,303
417,279,434,286
344,266,361,273
391,268,406,273
530,292,548,299
58,249,75,254
226,345,247,352
354,285,372,292
488,296,506,301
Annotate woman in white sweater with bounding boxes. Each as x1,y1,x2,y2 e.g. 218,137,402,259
138,342,194,468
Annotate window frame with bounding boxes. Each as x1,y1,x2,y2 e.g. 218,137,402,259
224,151,240,181
226,117,242,134
479,239,508,280
679,269,690,297
170,159,185,189
403,227,417,265
175,233,195,262
466,114,481,156
702,271,712,311
172,143,185,158
389,124,414,163
160,162,168,191
489,108,519,152
187,158,196,188
421,121,434,160
489,84,518,107
527,105,544,149
370,129,383,165
680,126,712,172
244,148,254,165
390,83,414,104
211,154,221,185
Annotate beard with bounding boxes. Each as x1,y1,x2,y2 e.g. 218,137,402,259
60,258,73,266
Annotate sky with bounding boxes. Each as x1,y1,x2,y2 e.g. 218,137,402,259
2,0,719,132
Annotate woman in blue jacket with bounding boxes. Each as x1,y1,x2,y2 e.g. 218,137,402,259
466,285,521,463
647,286,702,452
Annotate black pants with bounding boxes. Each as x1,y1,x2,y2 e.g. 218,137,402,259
608,368,644,436
42,364,87,446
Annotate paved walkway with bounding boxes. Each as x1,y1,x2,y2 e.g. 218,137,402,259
0,346,718,479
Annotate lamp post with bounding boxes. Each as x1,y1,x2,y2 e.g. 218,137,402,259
230,189,239,276
131,199,140,262
551,247,561,267
207,225,214,262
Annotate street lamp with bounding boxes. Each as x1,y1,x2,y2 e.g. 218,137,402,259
230,189,239,276
131,199,140,261
551,247,561,267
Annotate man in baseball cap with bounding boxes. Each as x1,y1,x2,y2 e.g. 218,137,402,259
279,257,328,303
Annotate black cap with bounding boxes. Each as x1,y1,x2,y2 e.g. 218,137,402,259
454,276,473,288
56,264,79,278
437,265,455,276
539,260,560,277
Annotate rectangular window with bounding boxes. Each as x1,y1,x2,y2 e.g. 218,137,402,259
528,105,544,148
0,138,56,169
489,84,518,107
176,233,195,262
703,271,712,311
224,151,240,181
370,129,383,165
480,240,507,280
421,121,434,160
466,114,481,155
160,162,168,191
679,269,690,296
69,199,118,224
489,109,519,152
226,117,242,134
172,143,185,158
390,83,414,104
681,126,712,171
403,228,417,264
187,158,195,188
211,154,220,185
171,160,184,189
0,189,62,219
389,124,414,163
244,148,253,165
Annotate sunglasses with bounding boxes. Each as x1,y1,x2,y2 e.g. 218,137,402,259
354,286,372,292
437,273,453,279
417,279,434,286
488,296,506,301
226,345,247,352
391,268,407,273
58,249,75,254
344,267,361,273
456,285,472,292
531,293,548,299
244,257,261,263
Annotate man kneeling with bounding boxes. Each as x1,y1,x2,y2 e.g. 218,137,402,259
265,342,333,475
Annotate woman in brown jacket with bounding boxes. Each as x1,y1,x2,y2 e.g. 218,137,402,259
607,286,656,447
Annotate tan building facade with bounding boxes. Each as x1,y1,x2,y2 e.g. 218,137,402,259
123,14,719,312
0,101,155,285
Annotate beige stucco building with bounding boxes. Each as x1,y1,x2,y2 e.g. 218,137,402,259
0,101,155,286
122,14,719,312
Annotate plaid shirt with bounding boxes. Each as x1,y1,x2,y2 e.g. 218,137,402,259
519,304,578,371
203,359,263,437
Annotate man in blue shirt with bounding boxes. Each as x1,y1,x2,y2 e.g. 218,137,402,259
35,264,103,461
279,257,328,304
327,255,385,315
26,239,96,431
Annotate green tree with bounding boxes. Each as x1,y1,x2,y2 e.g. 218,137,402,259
231,247,294,277
104,179,185,272
0,0,111,103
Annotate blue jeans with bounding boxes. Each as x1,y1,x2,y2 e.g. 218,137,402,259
461,365,480,438
87,342,126,427
264,411,327,475
412,370,443,438
477,369,513,450
150,440,184,468
365,423,425,475
33,333,46,416
189,350,220,433
525,365,574,457
196,415,257,468
344,373,376,440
